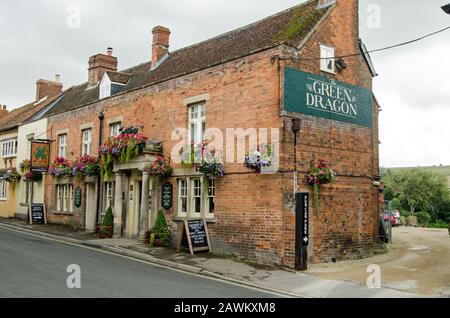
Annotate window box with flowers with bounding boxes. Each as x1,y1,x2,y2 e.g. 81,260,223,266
72,155,100,181
188,141,225,189
99,133,147,178
306,159,335,214
49,157,73,179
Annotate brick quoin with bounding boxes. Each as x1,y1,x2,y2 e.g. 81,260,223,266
44,0,381,267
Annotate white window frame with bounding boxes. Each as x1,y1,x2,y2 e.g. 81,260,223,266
177,177,215,219
2,139,18,158
58,134,67,158
110,123,121,137
178,179,188,216
188,102,206,144
99,75,112,99
105,181,115,210
191,178,202,216
56,184,74,213
82,129,92,156
320,45,336,74
0,181,7,200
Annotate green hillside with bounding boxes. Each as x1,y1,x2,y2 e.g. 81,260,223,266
382,165,450,176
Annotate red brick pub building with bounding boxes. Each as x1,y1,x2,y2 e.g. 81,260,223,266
43,0,381,267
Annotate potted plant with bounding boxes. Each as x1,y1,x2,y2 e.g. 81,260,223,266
306,159,335,214
244,144,272,173
148,210,171,247
96,207,114,239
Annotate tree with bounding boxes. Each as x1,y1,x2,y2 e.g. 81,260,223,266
382,169,450,216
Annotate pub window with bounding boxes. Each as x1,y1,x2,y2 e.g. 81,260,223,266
178,179,188,215
110,123,121,137
188,102,206,144
0,180,7,200
105,182,115,209
82,129,92,156
192,178,202,215
58,134,67,158
320,45,335,74
206,179,215,215
56,184,74,213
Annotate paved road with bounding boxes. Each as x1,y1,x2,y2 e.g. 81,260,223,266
0,227,279,298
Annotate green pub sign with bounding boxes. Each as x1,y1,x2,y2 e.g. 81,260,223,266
74,187,82,208
284,67,373,127
161,182,173,210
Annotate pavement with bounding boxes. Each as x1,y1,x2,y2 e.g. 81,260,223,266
0,218,424,298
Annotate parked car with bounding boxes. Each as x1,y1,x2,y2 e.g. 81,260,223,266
384,210,401,227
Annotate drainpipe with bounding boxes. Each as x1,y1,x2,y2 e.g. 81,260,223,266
96,111,105,227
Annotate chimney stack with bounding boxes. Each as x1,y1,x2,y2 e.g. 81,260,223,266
88,48,118,86
152,26,171,68
36,75,63,101
0,105,9,119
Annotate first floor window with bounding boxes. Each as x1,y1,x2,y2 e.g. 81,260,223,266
177,177,216,218
110,123,121,137
82,129,92,156
320,45,335,74
56,184,73,213
2,139,18,158
58,134,67,158
188,102,206,144
0,181,7,200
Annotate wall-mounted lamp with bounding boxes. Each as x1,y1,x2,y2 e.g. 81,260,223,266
335,58,347,71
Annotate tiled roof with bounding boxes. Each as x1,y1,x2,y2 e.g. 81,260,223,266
0,94,61,133
46,0,329,116
106,71,132,84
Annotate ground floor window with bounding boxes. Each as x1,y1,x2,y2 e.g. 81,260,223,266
177,177,215,219
56,184,73,213
0,180,7,200
105,181,115,210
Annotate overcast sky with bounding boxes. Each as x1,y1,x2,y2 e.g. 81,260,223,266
0,0,449,167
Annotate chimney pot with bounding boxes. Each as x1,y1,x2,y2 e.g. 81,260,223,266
107,47,113,56
54,74,61,83
151,26,171,67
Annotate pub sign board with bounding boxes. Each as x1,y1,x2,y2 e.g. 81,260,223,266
31,203,45,224
74,187,82,208
30,140,51,172
176,219,212,255
284,67,373,127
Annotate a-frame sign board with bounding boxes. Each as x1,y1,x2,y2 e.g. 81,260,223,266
176,219,212,255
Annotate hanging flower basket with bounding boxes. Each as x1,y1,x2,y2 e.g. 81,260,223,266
19,160,43,182
306,159,335,214
3,168,21,183
244,144,272,173
145,155,173,179
99,133,147,178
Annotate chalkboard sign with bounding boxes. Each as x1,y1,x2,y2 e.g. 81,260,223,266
74,187,82,208
161,182,173,210
31,204,45,224
176,219,211,255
